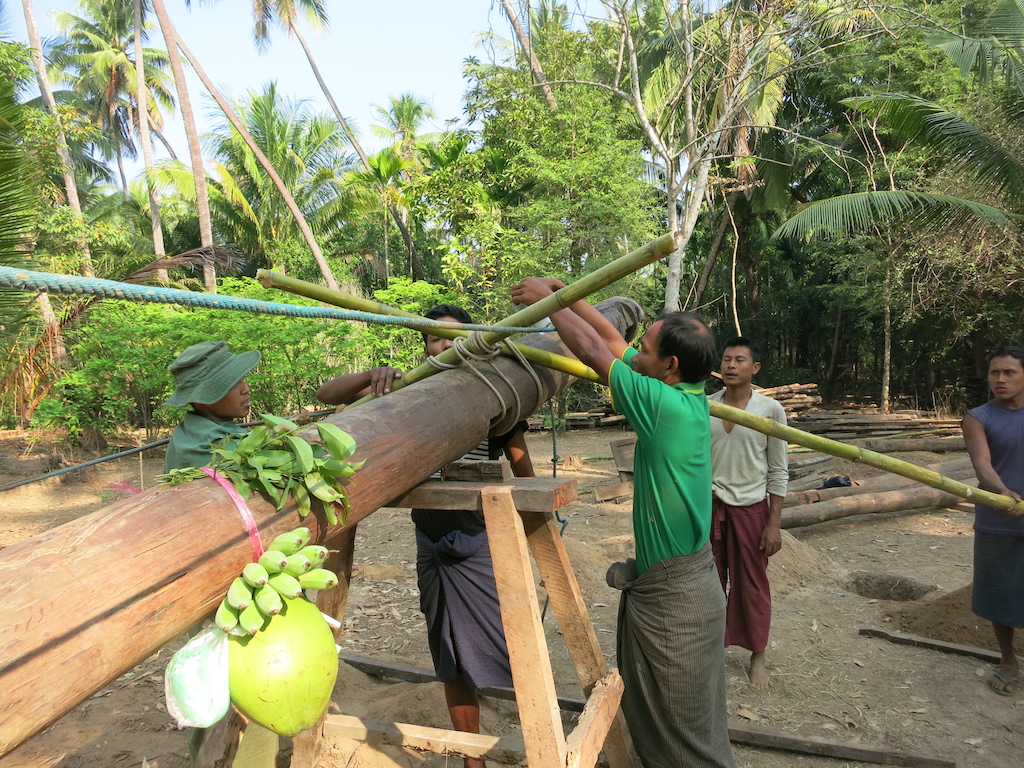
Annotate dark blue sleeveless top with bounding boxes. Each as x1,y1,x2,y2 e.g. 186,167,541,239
968,400,1024,537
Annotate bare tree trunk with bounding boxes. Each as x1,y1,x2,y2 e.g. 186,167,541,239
290,25,423,281
21,0,94,278
882,253,892,414
150,0,216,292
150,124,178,160
689,197,733,309
662,161,682,313
133,0,167,283
498,0,558,110
825,306,843,401
173,37,339,291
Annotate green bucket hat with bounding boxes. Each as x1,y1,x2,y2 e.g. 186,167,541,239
166,341,261,408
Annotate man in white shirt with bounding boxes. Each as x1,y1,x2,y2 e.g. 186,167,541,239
709,337,788,689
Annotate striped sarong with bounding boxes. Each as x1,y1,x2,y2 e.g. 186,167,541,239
611,544,735,768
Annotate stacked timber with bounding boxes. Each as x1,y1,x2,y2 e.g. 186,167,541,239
781,456,978,529
790,410,962,440
755,382,822,417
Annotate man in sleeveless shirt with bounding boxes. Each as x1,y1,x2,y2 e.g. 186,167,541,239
963,345,1024,696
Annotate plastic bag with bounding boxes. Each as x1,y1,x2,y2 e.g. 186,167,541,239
164,626,230,728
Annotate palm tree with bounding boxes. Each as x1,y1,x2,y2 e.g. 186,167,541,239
344,147,412,286
49,0,175,193
247,0,427,280
0,50,51,424
134,0,167,281
149,0,216,290
21,0,94,277
205,83,355,271
497,0,558,109
776,0,1024,240
371,93,437,164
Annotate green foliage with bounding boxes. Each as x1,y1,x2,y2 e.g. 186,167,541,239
351,278,462,372
33,277,356,439
159,415,363,525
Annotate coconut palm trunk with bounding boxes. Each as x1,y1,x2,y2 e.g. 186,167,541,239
21,0,94,279
498,0,558,109
289,24,425,281
133,0,167,282
171,36,339,291
149,0,216,291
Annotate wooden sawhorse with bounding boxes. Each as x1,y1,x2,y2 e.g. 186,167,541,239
300,474,637,768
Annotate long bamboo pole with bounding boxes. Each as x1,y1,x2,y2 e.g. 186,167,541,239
709,400,1023,515
348,232,680,405
258,250,1021,514
256,270,602,383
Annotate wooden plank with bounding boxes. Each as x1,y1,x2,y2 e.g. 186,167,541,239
290,523,358,768
727,722,956,767
482,487,567,768
442,460,513,483
521,512,637,768
193,708,247,768
564,672,624,768
337,653,591,713
393,477,577,514
593,482,634,503
858,628,1002,663
321,715,528,765
608,438,636,476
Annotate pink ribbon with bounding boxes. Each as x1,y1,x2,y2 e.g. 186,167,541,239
201,467,265,561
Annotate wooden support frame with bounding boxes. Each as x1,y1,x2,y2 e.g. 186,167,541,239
315,477,636,768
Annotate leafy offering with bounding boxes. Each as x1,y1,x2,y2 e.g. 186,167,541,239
159,415,363,525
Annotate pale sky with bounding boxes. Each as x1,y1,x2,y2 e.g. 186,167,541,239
3,0,606,175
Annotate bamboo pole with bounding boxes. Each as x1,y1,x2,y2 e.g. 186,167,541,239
256,270,602,384
346,232,680,405
259,236,1018,514
709,400,1023,515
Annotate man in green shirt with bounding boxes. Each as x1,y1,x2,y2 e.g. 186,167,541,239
511,278,734,768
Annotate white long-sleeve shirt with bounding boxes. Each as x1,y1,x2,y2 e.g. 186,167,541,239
708,388,788,507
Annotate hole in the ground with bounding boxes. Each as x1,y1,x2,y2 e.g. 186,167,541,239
843,570,938,601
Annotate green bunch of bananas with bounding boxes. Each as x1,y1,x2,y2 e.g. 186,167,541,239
214,526,341,635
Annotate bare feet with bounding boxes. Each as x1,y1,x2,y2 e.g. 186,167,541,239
749,651,770,690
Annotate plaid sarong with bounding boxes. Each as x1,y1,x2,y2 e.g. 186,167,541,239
611,544,736,768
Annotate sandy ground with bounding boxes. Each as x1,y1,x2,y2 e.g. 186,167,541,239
0,425,1021,768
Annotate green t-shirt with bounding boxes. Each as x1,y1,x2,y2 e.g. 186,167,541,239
609,347,711,574
164,412,247,472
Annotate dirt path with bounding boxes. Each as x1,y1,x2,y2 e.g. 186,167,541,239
0,427,1020,768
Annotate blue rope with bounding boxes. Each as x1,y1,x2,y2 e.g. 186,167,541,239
0,267,555,334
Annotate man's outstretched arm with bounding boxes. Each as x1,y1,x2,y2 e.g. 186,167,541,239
511,278,625,382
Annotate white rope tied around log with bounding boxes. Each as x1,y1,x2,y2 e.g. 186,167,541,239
427,331,543,436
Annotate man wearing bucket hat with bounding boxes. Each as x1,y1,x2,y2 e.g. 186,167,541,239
164,341,261,472
164,339,277,767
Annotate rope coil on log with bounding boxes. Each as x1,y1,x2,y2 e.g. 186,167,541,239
0,266,554,335
427,331,544,436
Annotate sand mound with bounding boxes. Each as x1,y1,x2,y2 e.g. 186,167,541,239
770,530,839,594
887,584,1023,653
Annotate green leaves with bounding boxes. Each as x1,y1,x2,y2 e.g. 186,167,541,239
157,414,362,526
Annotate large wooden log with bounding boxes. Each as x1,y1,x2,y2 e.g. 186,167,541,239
783,457,975,507
0,297,642,758
782,486,962,529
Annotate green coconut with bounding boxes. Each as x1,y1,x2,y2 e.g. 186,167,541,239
227,595,338,736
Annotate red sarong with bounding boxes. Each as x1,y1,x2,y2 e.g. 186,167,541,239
711,498,771,653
